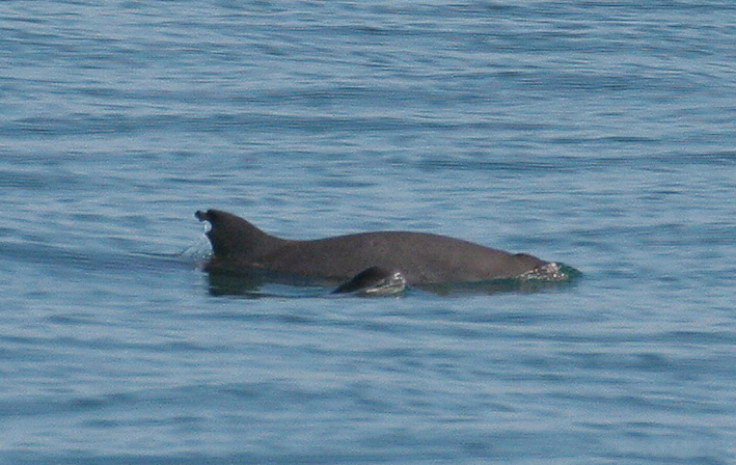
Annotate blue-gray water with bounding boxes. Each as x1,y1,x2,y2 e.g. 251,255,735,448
2,1,735,464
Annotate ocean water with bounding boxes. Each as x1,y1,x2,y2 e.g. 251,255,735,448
2,1,736,464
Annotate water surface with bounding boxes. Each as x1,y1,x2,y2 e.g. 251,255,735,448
1,1,735,464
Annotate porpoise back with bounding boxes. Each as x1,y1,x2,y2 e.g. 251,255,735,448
196,209,547,285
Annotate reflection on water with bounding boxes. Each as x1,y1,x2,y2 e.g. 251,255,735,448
202,263,582,298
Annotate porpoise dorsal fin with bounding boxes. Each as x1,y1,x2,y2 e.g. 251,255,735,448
195,209,285,260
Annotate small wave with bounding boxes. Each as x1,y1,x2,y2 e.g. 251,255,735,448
519,262,581,282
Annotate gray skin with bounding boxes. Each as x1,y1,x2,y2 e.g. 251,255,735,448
195,209,548,286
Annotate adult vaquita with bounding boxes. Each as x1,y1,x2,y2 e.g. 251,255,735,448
195,209,576,296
